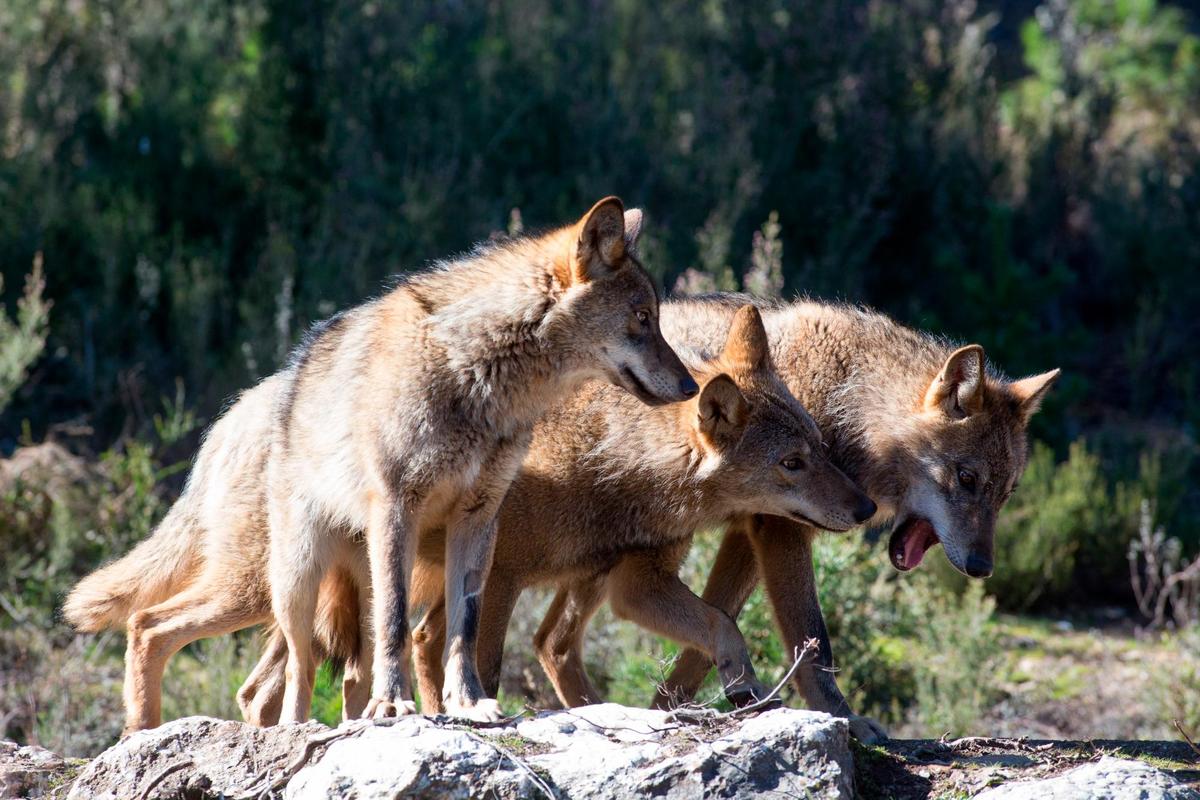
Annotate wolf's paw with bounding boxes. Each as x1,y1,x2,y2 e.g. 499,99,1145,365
725,679,780,710
363,698,418,720
443,696,503,723
847,713,888,744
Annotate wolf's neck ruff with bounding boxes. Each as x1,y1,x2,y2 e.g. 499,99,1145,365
390,240,594,431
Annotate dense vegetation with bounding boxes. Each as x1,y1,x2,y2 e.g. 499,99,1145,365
2,0,1199,754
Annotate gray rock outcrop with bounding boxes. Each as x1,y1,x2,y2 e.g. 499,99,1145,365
975,755,1199,800
61,704,855,799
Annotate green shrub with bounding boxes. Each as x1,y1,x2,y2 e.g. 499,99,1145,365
0,255,50,416
813,535,1003,736
903,579,1001,737
1148,626,1200,736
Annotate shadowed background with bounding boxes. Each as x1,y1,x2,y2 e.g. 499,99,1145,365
1,0,1198,754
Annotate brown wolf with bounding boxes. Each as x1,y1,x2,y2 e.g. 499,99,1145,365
635,294,1059,734
64,198,697,732
240,294,1056,742
238,304,874,722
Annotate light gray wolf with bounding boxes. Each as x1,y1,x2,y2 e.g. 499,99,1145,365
237,304,873,728
63,197,697,732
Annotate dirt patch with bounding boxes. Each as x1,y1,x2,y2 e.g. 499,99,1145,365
857,737,1200,798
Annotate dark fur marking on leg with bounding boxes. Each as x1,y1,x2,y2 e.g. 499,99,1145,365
462,496,489,515
382,586,409,662
461,593,480,645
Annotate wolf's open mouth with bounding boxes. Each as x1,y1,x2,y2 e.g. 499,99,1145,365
888,516,940,571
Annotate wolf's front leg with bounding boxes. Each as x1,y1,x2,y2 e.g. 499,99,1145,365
749,515,888,743
534,575,607,707
441,514,504,722
440,440,525,721
608,546,769,709
654,518,761,709
363,495,419,719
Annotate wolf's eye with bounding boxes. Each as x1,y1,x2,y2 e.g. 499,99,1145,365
782,456,805,471
957,467,977,492
634,309,650,324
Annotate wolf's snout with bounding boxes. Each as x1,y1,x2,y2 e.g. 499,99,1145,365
853,495,877,525
964,553,993,579
679,376,699,398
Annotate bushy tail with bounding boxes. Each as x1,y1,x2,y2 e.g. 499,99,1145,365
62,503,200,632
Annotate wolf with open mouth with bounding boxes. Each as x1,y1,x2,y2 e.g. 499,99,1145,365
652,293,1060,741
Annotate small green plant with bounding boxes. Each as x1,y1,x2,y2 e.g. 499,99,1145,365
1148,626,1200,735
904,577,1002,737
0,253,51,415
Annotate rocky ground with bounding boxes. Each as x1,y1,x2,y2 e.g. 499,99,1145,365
3,705,1198,799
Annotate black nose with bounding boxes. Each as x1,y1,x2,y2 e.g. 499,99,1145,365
964,554,993,579
679,376,699,398
853,496,877,524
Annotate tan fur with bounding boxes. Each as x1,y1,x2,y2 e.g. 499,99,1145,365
244,296,1057,742
241,304,874,720
63,199,695,732
645,294,1058,741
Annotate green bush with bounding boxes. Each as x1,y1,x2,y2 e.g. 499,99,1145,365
0,255,50,416
1149,626,1200,735
814,535,1003,736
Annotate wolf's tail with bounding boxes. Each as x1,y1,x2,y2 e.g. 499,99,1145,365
62,502,201,632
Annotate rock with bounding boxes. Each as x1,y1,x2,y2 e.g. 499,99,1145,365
0,740,82,799
975,755,1199,800
289,704,854,799
65,717,326,800
63,705,854,799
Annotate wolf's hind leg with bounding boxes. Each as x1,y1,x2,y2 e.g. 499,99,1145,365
123,581,270,734
534,576,606,707
237,627,290,726
338,559,374,721
412,594,447,714
270,503,332,724
654,519,760,709
475,573,521,699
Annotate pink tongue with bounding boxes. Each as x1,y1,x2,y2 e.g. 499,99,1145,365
903,520,936,568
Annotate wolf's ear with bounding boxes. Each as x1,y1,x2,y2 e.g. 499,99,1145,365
924,345,986,418
572,196,627,283
721,305,770,373
623,208,644,255
698,373,749,448
1009,368,1060,423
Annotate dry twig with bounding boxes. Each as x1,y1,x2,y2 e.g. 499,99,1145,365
1174,719,1200,762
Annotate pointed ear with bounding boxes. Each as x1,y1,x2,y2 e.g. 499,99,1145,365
571,196,626,284
623,208,644,255
1009,368,1060,423
721,305,770,373
924,345,986,418
697,373,749,448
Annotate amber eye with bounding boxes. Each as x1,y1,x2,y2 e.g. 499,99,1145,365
957,467,977,492
782,456,805,471
635,309,649,324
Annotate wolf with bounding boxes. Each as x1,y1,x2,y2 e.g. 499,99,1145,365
632,294,1059,736
236,304,875,722
239,293,1057,741
63,197,697,732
